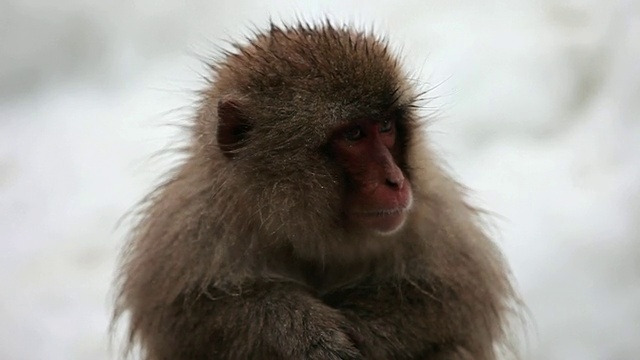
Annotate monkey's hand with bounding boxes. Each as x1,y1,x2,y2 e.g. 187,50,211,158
323,279,470,360
170,282,362,360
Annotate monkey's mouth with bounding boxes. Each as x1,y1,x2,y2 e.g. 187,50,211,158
356,208,406,217
350,206,410,235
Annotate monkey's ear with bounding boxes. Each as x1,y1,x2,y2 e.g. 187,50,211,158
217,98,252,159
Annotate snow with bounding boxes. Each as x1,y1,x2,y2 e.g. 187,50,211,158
1,1,639,359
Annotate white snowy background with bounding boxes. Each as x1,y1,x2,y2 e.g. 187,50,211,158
1,0,639,359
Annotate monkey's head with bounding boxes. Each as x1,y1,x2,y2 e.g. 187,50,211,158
195,23,422,258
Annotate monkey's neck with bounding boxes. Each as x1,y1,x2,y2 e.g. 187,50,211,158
260,241,398,294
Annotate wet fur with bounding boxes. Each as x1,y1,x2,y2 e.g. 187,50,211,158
113,21,518,360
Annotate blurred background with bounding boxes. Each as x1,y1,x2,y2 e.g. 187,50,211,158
1,0,639,359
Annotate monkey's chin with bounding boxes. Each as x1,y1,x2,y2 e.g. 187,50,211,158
351,209,409,236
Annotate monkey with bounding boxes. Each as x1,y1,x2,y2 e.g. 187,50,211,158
112,21,519,360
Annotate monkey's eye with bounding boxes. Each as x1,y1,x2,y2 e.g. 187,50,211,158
343,126,364,141
379,119,393,133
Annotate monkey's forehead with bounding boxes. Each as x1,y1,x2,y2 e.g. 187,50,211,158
210,23,414,126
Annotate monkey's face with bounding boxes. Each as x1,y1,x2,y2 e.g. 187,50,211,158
329,116,413,235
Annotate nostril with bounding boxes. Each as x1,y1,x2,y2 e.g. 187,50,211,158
385,177,403,189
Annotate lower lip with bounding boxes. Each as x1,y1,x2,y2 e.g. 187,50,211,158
352,208,408,234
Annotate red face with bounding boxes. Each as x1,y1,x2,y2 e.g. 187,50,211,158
331,117,413,235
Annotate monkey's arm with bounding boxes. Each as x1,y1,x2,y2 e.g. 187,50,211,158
152,282,361,360
324,279,481,360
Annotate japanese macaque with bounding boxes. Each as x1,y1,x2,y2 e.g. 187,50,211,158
113,21,519,360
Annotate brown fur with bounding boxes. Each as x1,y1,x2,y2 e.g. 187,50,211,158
113,21,518,360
